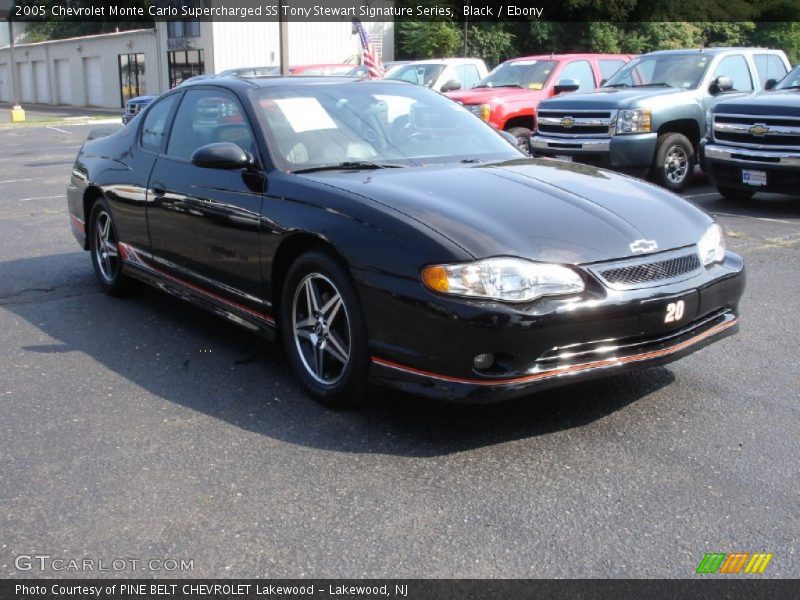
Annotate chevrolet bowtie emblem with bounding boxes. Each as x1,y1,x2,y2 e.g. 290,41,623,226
749,124,770,136
560,116,575,128
630,239,658,253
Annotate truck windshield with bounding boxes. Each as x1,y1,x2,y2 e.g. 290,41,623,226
604,54,711,89
385,64,447,88
776,64,800,89
473,60,557,90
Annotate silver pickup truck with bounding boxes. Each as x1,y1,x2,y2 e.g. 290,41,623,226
531,48,790,191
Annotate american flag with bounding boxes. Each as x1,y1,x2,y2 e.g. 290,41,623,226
354,20,384,79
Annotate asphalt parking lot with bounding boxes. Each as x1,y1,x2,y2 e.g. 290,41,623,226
1,122,798,579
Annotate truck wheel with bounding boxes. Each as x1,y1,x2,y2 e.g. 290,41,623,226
717,186,755,201
653,133,694,192
506,127,532,154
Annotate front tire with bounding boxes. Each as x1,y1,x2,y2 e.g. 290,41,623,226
280,250,370,408
717,186,755,201
506,127,532,154
89,198,136,296
652,133,694,192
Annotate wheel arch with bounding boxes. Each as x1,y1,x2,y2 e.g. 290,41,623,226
81,186,105,249
657,119,701,154
270,232,351,321
504,115,535,131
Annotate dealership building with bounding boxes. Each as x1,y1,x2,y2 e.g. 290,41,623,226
0,20,393,109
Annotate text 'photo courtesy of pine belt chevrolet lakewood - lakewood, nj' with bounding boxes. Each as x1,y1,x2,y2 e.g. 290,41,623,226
67,77,745,407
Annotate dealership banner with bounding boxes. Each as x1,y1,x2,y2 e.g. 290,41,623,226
2,580,800,600
2,0,800,23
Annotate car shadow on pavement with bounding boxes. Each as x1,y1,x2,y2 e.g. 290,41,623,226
693,193,800,220
3,253,675,458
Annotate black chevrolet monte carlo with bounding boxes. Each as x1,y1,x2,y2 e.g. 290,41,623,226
67,77,745,406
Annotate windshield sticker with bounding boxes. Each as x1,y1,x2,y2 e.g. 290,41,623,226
275,97,337,133
528,82,544,89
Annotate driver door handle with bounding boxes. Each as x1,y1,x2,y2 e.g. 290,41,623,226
151,183,166,197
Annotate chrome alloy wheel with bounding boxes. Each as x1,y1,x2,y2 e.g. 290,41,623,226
292,273,351,385
94,210,119,283
664,144,689,184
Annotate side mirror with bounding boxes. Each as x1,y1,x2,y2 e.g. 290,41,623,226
499,130,518,145
554,79,580,94
440,79,461,92
710,75,733,94
191,142,252,170
765,78,778,90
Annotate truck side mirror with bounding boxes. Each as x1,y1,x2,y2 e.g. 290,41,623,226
440,79,461,93
554,79,580,94
765,78,778,90
710,76,733,94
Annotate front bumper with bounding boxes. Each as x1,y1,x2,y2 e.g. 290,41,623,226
531,133,657,169
701,141,800,194
362,252,745,403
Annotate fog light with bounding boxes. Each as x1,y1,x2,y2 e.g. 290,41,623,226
473,353,495,370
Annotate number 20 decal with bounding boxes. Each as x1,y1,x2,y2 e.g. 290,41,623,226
665,300,685,323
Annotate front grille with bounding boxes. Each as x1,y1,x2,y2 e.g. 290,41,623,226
713,114,800,149
591,248,701,290
536,109,616,137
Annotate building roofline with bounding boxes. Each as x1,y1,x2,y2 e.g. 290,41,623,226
0,27,155,52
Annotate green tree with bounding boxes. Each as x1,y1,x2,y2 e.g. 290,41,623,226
465,23,516,67
18,0,152,42
397,21,463,59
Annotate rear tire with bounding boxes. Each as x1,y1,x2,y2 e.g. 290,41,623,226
652,132,694,192
280,250,370,408
89,197,137,296
717,186,755,201
506,127,532,154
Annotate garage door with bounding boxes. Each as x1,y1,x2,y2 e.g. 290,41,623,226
55,59,71,105
18,63,33,103
0,64,8,102
83,56,102,106
33,61,50,104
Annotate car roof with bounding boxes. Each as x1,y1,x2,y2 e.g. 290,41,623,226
645,47,784,56
180,76,374,91
507,53,632,62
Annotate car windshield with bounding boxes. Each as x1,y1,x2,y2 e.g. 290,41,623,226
250,82,521,172
604,54,711,89
776,64,800,89
474,60,557,90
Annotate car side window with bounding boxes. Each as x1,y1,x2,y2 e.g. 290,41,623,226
599,59,625,81
165,88,256,162
558,61,595,91
713,55,753,91
140,94,179,153
456,64,481,89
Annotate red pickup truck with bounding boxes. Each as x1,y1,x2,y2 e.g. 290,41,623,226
447,53,634,148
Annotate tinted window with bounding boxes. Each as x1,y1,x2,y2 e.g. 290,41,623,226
713,55,753,91
776,64,800,89
599,59,625,81
558,60,595,91
140,94,178,152
386,64,447,87
754,54,788,87
455,64,481,89
166,89,255,161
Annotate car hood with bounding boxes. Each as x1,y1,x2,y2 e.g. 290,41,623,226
538,87,692,110
448,86,548,105
712,89,800,116
302,159,710,264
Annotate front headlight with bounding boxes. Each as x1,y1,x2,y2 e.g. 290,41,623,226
697,223,725,266
479,104,491,122
421,257,585,303
616,108,651,134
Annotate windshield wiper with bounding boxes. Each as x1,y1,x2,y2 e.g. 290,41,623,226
604,83,630,88
632,82,672,88
291,161,407,174
473,83,523,89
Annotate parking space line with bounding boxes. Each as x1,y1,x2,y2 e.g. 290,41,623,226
46,125,71,134
17,195,65,203
684,192,721,199
713,212,800,226
0,177,63,184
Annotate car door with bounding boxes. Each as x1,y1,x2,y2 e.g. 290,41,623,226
556,60,596,92
702,54,755,114
146,87,266,308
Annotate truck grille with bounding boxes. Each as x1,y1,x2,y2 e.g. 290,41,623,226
537,109,616,137
713,114,800,149
590,248,701,290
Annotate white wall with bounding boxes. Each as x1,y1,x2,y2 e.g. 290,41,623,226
0,29,160,108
